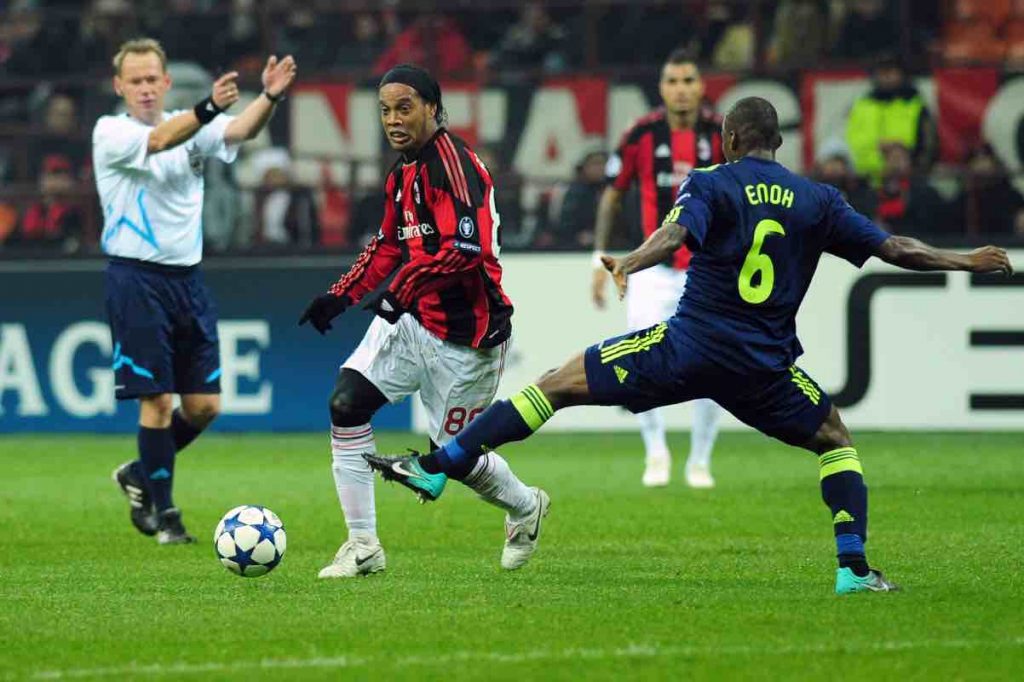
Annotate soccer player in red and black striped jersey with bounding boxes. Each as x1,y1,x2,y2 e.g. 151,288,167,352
299,65,547,578
591,50,725,489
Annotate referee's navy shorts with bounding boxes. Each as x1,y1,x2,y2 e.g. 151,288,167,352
583,318,832,447
104,257,221,400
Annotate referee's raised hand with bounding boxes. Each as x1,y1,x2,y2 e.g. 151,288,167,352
211,71,240,111
262,55,297,99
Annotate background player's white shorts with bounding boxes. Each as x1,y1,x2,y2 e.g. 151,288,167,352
343,315,510,446
626,264,688,331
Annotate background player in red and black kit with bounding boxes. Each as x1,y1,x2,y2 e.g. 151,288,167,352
591,50,724,489
299,65,547,579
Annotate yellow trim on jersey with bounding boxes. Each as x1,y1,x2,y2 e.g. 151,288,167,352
599,323,668,364
789,366,822,405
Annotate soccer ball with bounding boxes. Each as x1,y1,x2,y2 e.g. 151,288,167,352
213,505,287,577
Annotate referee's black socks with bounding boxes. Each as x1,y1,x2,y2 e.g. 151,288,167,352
138,426,176,511
171,409,202,452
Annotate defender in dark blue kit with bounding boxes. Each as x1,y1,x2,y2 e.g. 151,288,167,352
365,97,1014,595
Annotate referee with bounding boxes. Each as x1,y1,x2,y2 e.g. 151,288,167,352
95,38,296,544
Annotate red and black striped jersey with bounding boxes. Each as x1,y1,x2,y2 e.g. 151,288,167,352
328,128,513,349
606,106,723,269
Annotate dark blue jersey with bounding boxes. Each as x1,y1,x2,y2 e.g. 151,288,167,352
666,156,890,373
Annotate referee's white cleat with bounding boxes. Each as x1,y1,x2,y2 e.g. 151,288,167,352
501,487,550,570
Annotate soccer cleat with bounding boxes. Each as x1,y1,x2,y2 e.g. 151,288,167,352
362,452,448,502
835,567,899,595
156,507,196,545
684,462,715,489
642,454,671,487
112,461,158,536
501,487,551,570
317,538,386,579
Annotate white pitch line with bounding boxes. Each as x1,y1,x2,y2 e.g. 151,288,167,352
23,637,1024,680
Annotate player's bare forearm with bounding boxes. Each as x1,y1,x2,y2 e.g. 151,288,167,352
224,94,276,144
618,222,687,275
593,187,624,252
147,112,203,153
875,235,1013,274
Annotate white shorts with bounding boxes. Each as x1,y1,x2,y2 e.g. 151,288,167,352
626,264,688,331
342,315,510,446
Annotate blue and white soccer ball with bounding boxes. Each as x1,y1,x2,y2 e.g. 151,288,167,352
213,505,287,577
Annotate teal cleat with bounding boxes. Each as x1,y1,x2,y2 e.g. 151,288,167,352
363,452,448,503
835,567,899,595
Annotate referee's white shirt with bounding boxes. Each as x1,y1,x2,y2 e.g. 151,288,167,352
92,111,238,266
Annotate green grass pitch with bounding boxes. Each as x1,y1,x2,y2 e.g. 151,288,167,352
1,431,1022,680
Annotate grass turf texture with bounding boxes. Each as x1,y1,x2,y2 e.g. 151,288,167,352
1,432,1021,681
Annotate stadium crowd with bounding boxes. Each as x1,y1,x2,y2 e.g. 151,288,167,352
1,0,1022,254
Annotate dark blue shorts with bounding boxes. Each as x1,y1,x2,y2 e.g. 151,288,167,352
583,318,831,447
105,258,220,400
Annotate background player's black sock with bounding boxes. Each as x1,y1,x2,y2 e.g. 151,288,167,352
171,409,202,452
138,426,177,512
818,447,869,573
419,385,555,479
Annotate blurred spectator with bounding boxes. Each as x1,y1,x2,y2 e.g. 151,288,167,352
706,2,755,70
476,145,523,241
7,153,82,251
72,0,139,74
273,7,345,72
203,158,238,252
331,12,386,73
950,144,1024,236
221,0,263,72
833,0,900,62
318,162,352,248
0,0,77,76
153,0,219,71
30,90,89,182
374,14,472,79
874,142,945,235
251,148,320,247
491,2,568,74
600,0,696,67
538,150,606,249
845,58,936,184
768,0,829,68
813,139,877,217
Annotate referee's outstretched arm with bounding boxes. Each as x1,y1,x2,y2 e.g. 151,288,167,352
225,55,297,144
147,71,240,153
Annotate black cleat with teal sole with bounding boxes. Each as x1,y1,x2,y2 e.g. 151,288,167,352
363,453,448,502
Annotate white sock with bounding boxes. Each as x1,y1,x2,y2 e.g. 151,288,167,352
330,423,378,543
462,451,536,521
687,399,722,470
637,408,669,459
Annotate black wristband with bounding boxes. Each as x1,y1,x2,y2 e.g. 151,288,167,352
262,90,284,104
193,96,222,125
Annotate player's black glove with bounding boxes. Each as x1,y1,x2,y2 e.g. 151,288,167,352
298,293,350,334
364,291,405,324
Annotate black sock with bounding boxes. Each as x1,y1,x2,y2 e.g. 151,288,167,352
839,555,870,577
171,409,202,452
818,447,870,571
138,426,176,511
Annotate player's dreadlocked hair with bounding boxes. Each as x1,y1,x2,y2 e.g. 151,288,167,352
378,64,448,126
726,97,783,151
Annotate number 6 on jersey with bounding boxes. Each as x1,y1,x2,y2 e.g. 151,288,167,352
738,218,785,304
